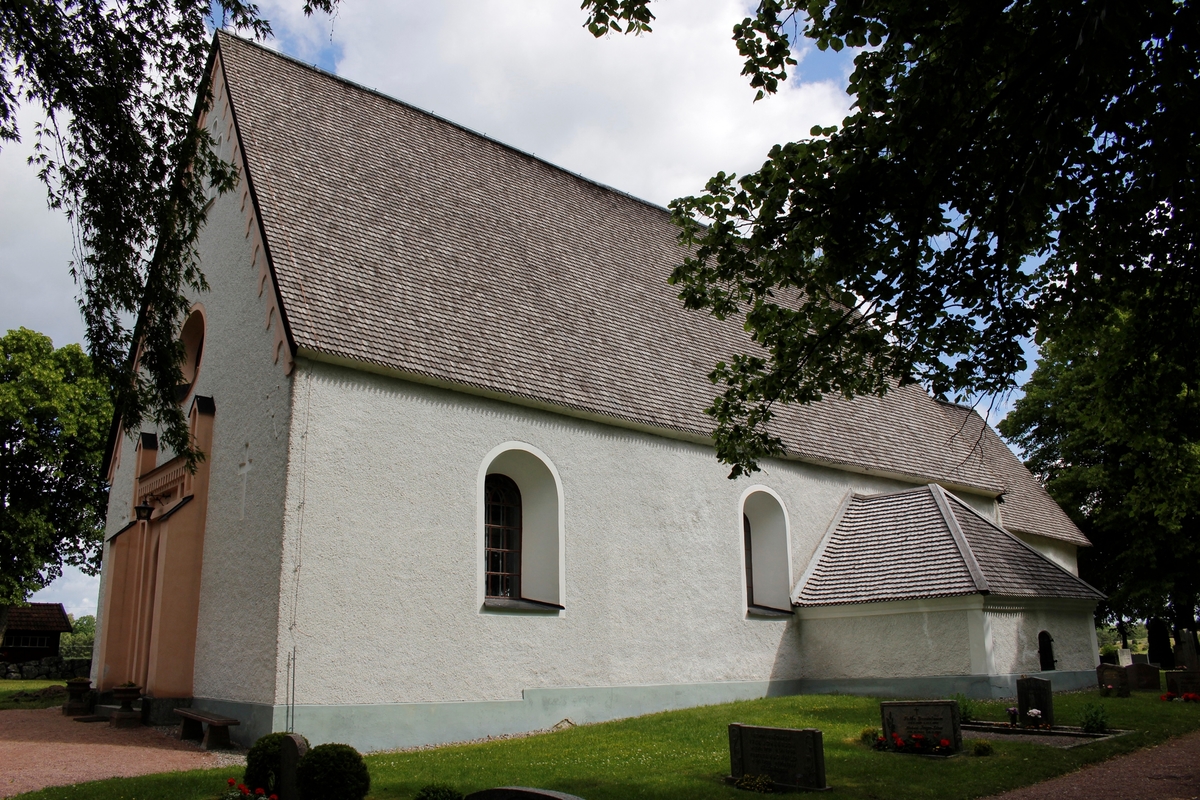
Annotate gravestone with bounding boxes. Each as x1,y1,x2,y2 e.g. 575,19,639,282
879,701,962,753
464,790,586,800
278,733,308,800
1017,676,1054,727
1126,663,1161,692
1132,653,1149,665
1147,618,1175,669
1117,648,1133,667
1165,670,1200,696
1176,631,1200,672
1096,663,1131,697
727,723,827,791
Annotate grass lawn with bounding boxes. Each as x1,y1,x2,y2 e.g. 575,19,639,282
0,679,68,711
9,690,1200,800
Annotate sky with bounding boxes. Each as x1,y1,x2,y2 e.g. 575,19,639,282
2,1,1026,617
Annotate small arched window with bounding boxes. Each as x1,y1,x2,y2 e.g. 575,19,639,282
741,489,793,617
176,307,206,402
1038,630,1056,671
484,474,522,599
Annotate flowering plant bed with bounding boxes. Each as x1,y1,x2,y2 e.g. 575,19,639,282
873,732,956,757
220,777,277,800
1160,692,1200,702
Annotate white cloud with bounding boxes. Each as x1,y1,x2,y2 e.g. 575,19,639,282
30,565,101,619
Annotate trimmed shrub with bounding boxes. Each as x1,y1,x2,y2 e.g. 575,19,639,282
245,732,309,793
415,784,465,800
970,739,994,757
297,743,370,800
1080,702,1109,734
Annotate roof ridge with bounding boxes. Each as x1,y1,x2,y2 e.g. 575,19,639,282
212,30,675,219
943,492,1106,599
930,484,990,594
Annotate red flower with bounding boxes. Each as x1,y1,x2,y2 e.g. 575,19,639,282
270,795,279,800
228,779,237,786
255,790,265,796
940,739,951,747
240,790,249,797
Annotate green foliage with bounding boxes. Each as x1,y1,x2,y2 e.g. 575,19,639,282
734,773,775,793
414,784,465,800
950,693,978,724
0,329,111,606
970,739,995,757
244,732,309,794
1079,703,1109,734
1000,313,1200,624
296,742,369,800
858,726,878,746
582,0,1200,480
60,614,96,658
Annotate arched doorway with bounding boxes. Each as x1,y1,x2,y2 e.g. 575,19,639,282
1038,630,1056,671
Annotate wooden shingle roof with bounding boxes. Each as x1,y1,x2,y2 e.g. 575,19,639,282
212,33,1069,507
793,486,1103,607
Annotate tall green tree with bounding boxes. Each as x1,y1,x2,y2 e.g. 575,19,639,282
999,295,1200,629
0,328,111,637
584,0,1199,477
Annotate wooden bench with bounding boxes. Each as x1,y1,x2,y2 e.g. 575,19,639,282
174,708,240,750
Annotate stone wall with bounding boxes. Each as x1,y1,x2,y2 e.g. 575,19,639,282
1,657,92,680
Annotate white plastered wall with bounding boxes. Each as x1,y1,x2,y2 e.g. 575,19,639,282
1013,532,1079,576
986,599,1098,673
273,359,930,706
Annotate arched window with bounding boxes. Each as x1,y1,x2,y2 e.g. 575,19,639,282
484,474,522,599
479,443,565,612
176,307,206,402
741,489,793,617
1038,630,1056,671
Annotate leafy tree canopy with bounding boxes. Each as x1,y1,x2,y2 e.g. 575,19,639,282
584,0,1199,477
0,328,111,607
999,296,1200,628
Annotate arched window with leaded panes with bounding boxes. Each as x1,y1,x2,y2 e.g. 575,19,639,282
484,474,522,600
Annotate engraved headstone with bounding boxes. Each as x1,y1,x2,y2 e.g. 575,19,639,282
1117,648,1133,667
1165,670,1200,696
1126,663,1161,692
1097,663,1130,697
879,701,962,753
1176,631,1200,672
727,723,827,791
1132,653,1149,665
278,733,308,800
1017,676,1054,727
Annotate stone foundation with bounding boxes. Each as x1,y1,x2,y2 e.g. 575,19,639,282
1,657,92,680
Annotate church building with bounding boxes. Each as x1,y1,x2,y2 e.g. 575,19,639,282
94,32,1103,750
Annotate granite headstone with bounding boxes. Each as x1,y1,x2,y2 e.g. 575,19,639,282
1017,676,1054,727
1117,648,1134,667
1132,653,1149,665
1126,663,1161,692
727,723,827,791
278,733,308,800
1097,663,1131,697
879,700,962,753
1176,631,1200,672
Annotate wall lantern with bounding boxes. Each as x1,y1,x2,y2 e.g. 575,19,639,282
134,502,154,522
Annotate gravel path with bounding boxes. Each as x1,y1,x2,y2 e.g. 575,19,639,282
0,707,244,798
980,728,1200,800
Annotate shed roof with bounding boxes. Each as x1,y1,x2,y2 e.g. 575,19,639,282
5,603,73,633
792,485,1103,607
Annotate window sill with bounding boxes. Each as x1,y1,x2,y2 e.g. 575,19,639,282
482,597,564,614
747,605,794,619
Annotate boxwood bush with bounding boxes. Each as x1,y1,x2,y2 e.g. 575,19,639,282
244,732,309,793
297,742,370,800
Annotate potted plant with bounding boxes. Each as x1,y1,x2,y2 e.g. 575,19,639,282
109,682,142,728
